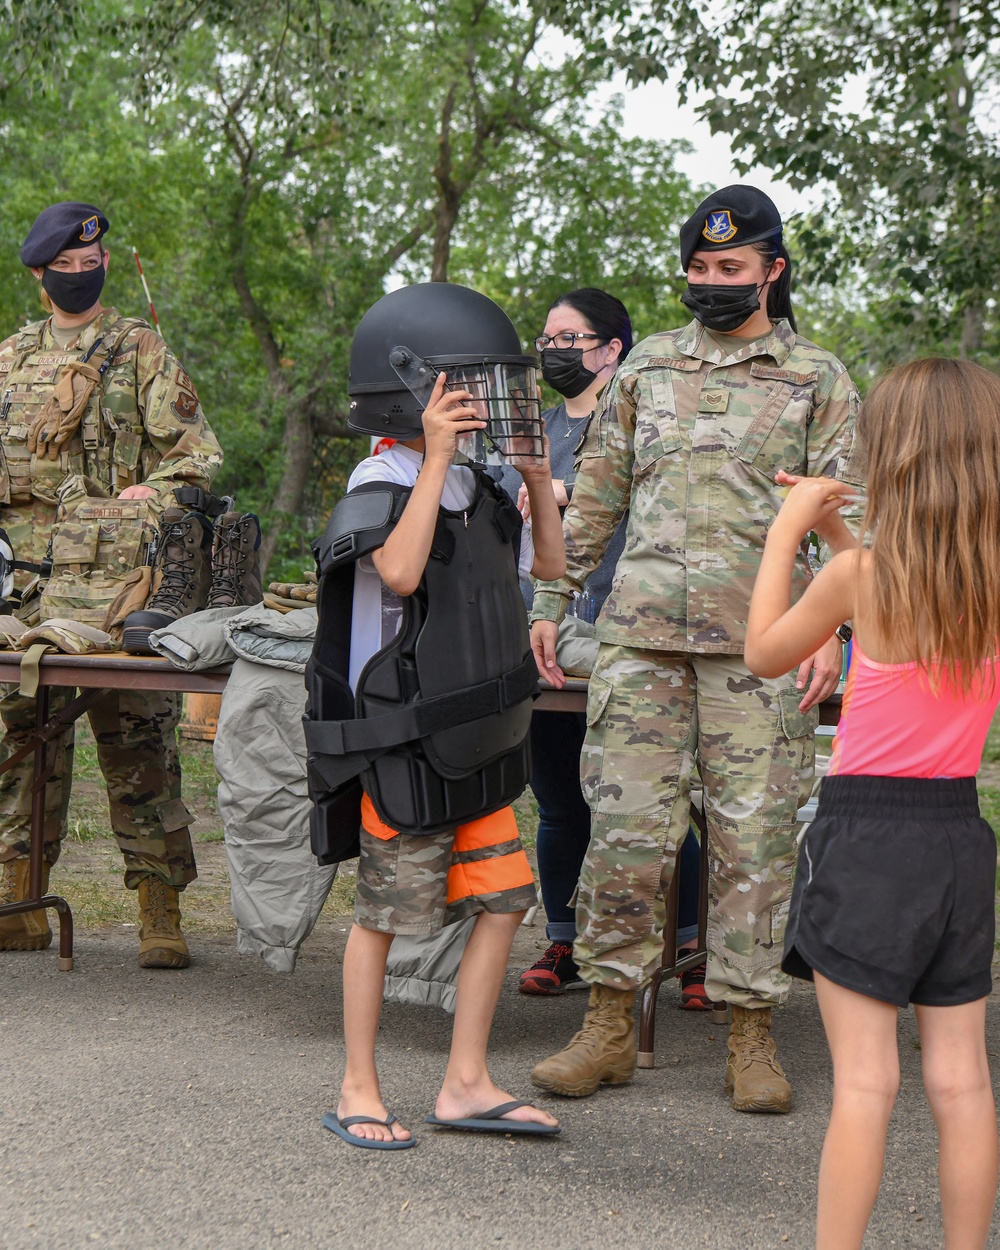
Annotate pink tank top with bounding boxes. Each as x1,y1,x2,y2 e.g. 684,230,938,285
829,641,1000,778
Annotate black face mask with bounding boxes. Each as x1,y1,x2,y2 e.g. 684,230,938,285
41,264,106,315
681,279,768,334
540,347,603,399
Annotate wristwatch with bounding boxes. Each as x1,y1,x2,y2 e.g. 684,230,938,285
835,623,853,644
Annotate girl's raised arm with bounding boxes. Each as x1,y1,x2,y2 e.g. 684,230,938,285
746,477,860,679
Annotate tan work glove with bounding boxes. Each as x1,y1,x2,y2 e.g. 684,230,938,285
27,361,103,461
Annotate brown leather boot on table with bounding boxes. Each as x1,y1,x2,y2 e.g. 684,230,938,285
725,1004,792,1113
137,875,190,969
207,512,263,609
122,507,214,655
0,858,52,950
530,984,636,1097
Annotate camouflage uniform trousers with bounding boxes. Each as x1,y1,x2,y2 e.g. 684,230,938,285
0,684,196,890
575,644,817,1008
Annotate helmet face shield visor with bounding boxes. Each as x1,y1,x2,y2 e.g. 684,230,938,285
390,347,544,466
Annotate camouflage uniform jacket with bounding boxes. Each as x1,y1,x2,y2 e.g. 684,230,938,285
530,318,863,653
0,307,223,579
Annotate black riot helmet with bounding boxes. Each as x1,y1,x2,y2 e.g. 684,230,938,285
348,283,543,462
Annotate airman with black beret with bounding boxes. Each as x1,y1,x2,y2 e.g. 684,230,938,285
530,185,864,1116
679,184,784,271
0,199,224,968
19,200,110,268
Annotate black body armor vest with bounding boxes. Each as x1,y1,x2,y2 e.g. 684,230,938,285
304,468,536,864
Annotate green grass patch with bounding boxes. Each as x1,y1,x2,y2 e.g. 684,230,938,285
57,702,1000,939
71,738,101,783
983,713,1000,765
177,737,224,842
513,789,539,852
53,877,136,928
179,738,222,803
194,828,226,844
322,867,361,916
67,813,109,844
978,787,1000,830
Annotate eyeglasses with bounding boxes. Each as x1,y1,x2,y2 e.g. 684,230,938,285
533,331,603,352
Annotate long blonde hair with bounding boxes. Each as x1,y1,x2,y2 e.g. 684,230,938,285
860,357,1000,690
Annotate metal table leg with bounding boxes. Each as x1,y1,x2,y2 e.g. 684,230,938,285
637,795,725,1068
0,685,105,970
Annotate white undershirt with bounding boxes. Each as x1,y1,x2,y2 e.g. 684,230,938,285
346,444,534,688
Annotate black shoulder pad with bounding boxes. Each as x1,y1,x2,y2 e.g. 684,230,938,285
314,481,411,574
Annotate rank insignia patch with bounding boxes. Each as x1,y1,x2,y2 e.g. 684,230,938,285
79,215,100,243
702,210,738,244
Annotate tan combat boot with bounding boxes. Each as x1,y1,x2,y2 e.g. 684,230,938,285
0,858,52,951
530,984,635,1097
725,1004,791,1113
137,876,190,969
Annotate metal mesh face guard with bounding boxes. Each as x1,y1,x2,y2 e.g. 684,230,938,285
391,347,544,466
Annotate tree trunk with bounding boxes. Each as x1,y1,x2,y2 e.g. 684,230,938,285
257,393,316,577
431,196,460,282
959,301,984,359
229,215,313,577
431,83,459,282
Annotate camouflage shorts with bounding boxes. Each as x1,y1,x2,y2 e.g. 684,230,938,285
355,798,537,935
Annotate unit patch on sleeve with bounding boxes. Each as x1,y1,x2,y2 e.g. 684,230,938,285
170,391,199,423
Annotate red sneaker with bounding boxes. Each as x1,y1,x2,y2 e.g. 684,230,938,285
519,942,587,995
679,959,712,1010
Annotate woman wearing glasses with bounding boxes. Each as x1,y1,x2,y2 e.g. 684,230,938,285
509,289,631,995
528,187,864,1113
496,291,693,1002
513,289,708,1005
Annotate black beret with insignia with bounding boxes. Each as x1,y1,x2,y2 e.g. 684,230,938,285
20,201,110,268
679,185,782,271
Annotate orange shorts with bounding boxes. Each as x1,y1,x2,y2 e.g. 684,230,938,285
354,794,537,935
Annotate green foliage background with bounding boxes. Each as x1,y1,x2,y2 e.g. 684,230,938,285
1,0,996,575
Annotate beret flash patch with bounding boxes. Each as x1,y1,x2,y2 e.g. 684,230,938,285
702,210,738,244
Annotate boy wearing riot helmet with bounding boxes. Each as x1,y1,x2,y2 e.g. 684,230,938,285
306,282,563,1147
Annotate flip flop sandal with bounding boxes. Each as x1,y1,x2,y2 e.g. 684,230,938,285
322,1111,416,1150
424,1099,560,1135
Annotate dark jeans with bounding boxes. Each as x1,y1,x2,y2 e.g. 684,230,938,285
530,711,701,946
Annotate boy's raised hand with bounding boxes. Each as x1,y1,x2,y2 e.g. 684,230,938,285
421,372,486,463
511,433,552,476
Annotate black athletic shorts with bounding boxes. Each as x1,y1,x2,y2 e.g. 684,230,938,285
783,774,996,1008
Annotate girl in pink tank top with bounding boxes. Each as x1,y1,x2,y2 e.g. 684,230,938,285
746,358,1000,1250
